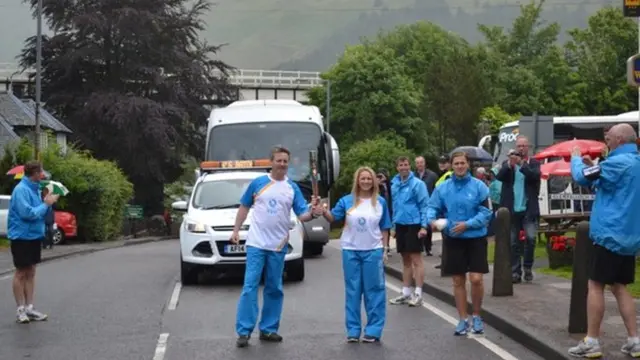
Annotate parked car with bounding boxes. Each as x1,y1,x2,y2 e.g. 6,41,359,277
172,170,305,285
0,194,78,244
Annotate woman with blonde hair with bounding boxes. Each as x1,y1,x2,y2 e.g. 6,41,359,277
316,166,392,343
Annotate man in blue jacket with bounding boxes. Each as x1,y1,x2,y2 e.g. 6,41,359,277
388,156,429,307
9,161,58,324
427,151,492,335
568,124,640,359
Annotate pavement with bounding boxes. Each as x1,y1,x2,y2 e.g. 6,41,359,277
0,235,173,276
0,239,543,360
384,237,638,360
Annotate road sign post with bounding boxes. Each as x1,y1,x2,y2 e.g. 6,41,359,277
125,205,144,238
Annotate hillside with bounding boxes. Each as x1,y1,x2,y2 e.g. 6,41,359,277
0,0,616,71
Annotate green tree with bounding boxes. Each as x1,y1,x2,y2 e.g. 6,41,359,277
564,6,637,115
477,0,575,115
307,44,423,151
19,0,236,213
423,45,491,152
479,105,521,135
336,133,414,195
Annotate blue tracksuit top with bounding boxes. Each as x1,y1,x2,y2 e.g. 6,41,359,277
426,172,492,239
390,172,429,228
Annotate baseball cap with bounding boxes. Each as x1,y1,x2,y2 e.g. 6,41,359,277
438,155,450,163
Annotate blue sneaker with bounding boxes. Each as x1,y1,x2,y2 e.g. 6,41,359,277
471,315,484,334
454,319,469,336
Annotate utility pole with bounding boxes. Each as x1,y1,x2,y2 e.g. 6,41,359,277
34,0,43,160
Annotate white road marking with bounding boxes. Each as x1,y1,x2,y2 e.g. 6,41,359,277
153,333,170,360
0,274,11,281
385,282,519,360
168,282,182,310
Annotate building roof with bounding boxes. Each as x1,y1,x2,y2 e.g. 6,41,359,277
0,91,72,133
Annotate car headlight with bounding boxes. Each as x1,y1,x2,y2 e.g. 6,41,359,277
186,221,207,233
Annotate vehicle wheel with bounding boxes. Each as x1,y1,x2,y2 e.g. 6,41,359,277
180,254,198,285
286,258,305,282
52,228,64,245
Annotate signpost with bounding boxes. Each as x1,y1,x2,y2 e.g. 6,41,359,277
624,2,640,136
125,205,144,238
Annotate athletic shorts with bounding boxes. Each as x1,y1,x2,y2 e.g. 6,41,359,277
395,224,423,254
442,236,489,275
10,239,43,269
589,244,635,285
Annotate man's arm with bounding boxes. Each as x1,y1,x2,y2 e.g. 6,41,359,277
519,158,541,182
291,183,315,222
570,156,596,188
12,188,49,222
233,180,257,232
495,161,512,183
415,180,430,229
426,186,444,226
464,184,492,229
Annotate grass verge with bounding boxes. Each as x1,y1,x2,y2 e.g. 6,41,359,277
0,238,9,249
538,263,640,298
329,228,342,240
487,239,547,264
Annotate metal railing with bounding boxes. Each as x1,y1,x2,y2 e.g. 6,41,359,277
0,63,323,89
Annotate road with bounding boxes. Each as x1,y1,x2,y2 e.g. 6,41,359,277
0,240,544,360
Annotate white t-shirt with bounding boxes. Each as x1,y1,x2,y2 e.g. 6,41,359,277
240,175,308,250
331,194,392,251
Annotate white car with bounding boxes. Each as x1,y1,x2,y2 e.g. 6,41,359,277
172,171,305,285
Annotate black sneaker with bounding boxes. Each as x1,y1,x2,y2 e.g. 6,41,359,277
512,274,522,284
524,268,533,282
362,335,380,343
236,335,250,348
259,332,283,342
347,337,359,343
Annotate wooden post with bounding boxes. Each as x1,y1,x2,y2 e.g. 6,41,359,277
569,221,591,334
492,207,513,296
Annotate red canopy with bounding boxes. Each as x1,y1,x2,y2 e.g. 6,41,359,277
540,160,571,180
534,139,606,160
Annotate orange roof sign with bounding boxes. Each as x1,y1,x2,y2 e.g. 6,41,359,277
200,159,271,170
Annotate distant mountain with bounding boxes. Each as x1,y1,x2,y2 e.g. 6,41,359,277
0,0,614,72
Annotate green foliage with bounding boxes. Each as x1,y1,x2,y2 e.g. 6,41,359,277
0,138,133,242
480,106,520,135
336,133,414,195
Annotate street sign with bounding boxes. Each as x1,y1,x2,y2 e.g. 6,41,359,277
628,54,640,87
624,0,640,17
125,205,144,219
549,194,595,201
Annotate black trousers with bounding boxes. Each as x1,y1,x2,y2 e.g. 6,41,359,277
43,226,53,248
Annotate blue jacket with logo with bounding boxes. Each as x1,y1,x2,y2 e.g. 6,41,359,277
390,172,429,228
8,177,50,241
571,143,640,255
426,173,492,239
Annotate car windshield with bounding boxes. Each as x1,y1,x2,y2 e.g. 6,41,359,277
191,178,252,210
206,121,322,182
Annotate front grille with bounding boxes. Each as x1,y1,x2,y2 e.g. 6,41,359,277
216,240,247,257
212,224,249,232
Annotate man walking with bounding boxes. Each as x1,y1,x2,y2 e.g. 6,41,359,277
414,156,437,256
388,156,429,306
9,161,58,323
496,136,541,283
568,124,640,358
231,146,318,348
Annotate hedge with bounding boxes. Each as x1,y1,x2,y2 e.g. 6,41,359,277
0,137,133,242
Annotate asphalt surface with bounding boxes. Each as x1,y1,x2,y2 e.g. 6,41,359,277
0,240,544,360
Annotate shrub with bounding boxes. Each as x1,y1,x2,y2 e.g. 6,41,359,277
1,137,133,242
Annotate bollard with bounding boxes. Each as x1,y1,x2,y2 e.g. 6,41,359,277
492,207,513,297
569,221,591,334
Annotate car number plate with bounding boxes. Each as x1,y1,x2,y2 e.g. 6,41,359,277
224,244,246,254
